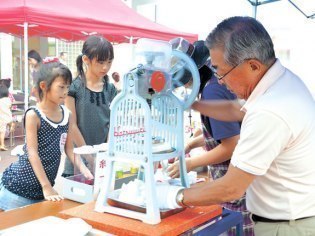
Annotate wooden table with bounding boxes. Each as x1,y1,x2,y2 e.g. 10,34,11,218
12,101,26,106
12,101,27,112
59,201,223,236
0,199,80,230
0,199,243,236
0,175,243,235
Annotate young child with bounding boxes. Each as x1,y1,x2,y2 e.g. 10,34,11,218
0,78,18,138
0,78,17,110
62,35,117,177
0,84,12,151
0,59,93,211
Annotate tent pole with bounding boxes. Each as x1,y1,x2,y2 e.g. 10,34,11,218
19,38,23,91
24,22,29,110
252,5,257,19
129,36,135,66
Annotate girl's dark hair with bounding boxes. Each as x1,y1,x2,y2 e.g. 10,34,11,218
198,64,213,95
0,84,9,98
28,50,43,63
0,79,11,89
190,40,212,95
76,35,114,85
35,61,72,100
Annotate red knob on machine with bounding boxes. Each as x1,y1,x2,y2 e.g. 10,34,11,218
151,71,165,92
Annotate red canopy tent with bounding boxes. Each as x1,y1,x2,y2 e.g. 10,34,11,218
0,0,197,43
0,0,198,107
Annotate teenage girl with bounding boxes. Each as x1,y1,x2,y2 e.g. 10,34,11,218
62,35,117,177
0,59,93,211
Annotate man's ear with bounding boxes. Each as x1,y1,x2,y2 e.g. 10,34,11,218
249,60,260,71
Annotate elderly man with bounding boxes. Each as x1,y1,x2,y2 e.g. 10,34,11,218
158,16,315,235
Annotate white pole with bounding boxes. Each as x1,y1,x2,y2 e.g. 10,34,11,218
0,33,13,83
252,5,257,19
56,39,59,58
20,38,23,90
24,22,29,110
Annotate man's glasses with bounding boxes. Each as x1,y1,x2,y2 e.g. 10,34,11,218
210,59,259,81
209,64,239,81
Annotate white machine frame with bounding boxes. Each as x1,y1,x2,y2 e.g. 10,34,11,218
95,39,200,224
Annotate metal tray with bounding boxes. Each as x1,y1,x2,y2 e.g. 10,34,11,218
107,189,184,218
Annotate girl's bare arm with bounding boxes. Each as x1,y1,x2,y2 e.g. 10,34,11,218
65,112,93,179
65,96,86,146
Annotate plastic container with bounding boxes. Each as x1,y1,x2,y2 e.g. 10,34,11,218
135,38,172,71
63,144,108,203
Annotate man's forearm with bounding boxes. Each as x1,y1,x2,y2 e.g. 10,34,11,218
192,100,244,122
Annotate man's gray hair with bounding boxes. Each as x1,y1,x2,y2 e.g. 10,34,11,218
205,16,275,67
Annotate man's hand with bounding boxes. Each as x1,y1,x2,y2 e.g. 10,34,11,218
156,183,183,209
184,143,192,155
167,159,192,178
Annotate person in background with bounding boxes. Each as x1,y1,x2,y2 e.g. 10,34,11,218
0,78,18,133
0,59,93,211
111,72,121,92
168,38,253,235
62,35,117,178
28,50,42,75
28,49,43,101
59,52,68,65
0,84,12,151
157,16,315,235
0,78,16,107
